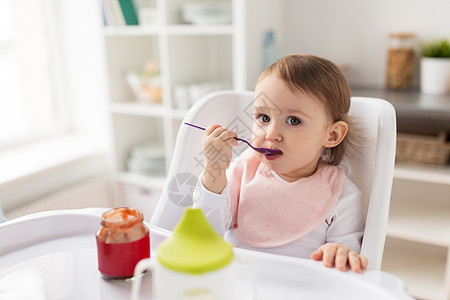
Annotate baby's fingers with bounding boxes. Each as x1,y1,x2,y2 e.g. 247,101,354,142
310,248,324,261
205,124,226,137
359,255,368,270
218,128,238,142
335,247,350,271
311,243,339,268
348,253,368,273
347,251,362,273
205,124,220,134
321,246,338,268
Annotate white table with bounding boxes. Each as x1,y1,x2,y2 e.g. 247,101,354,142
0,208,413,300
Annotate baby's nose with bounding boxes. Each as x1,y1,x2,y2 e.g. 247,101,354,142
265,124,282,142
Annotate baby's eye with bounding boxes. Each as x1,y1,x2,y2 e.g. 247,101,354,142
257,114,270,123
286,116,302,126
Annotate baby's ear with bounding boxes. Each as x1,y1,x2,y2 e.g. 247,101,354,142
324,121,348,148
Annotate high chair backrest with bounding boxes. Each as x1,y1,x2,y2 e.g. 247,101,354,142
151,91,396,270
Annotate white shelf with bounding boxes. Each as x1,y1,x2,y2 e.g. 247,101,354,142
103,26,159,36
116,172,166,190
110,102,165,116
386,163,450,300
102,1,248,204
387,201,450,247
394,163,450,185
103,25,234,36
382,238,448,300
110,102,187,119
165,24,234,35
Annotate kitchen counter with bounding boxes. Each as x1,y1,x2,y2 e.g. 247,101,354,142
352,87,450,132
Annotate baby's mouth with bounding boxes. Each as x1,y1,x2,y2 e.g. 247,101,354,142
264,150,282,160
267,149,282,155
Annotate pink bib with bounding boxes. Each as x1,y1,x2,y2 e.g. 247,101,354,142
229,151,344,248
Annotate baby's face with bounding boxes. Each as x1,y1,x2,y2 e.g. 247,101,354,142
252,75,334,182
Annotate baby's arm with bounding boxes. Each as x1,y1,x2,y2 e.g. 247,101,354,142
192,124,237,235
201,125,238,194
311,177,366,272
192,179,232,235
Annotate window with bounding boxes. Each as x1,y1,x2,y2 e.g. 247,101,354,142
0,0,66,150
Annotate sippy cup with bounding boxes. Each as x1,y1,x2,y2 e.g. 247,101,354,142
131,208,255,300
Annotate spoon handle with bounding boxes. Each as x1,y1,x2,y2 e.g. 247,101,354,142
185,123,244,142
184,122,206,131
234,137,253,148
185,122,243,143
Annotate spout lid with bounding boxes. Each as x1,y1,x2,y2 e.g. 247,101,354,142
157,208,233,274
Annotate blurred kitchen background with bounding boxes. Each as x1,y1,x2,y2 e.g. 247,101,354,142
0,0,449,299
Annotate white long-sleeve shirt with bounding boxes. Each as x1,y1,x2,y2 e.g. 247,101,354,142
193,170,364,259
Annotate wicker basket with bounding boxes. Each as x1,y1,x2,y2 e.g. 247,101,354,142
396,132,450,165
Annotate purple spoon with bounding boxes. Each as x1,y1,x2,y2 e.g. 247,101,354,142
184,122,282,155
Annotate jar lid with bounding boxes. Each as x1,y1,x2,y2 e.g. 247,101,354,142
389,32,416,39
156,208,233,274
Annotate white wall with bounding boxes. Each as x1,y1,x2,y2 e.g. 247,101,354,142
283,0,450,88
245,0,286,90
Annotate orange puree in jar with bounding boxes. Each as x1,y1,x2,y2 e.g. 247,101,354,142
97,207,148,244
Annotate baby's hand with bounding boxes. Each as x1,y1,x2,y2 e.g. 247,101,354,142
202,124,238,170
201,125,238,194
311,243,368,273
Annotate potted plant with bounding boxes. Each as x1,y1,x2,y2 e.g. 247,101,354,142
420,39,450,95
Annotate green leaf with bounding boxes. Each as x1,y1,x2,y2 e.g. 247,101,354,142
422,39,450,58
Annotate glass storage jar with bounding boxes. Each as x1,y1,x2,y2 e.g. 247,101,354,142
96,207,150,279
386,33,416,89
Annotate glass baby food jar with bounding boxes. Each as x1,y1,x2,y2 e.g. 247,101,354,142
96,207,150,279
386,32,416,89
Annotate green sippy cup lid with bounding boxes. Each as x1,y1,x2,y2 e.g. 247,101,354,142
156,208,234,274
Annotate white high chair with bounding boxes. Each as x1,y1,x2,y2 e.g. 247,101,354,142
151,91,397,270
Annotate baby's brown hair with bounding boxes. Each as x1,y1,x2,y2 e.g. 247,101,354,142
256,54,355,165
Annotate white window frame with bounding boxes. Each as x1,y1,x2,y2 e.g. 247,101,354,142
0,0,109,216
0,0,70,151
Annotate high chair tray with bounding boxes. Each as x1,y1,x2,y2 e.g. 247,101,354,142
0,208,154,300
0,209,413,300
233,248,413,300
